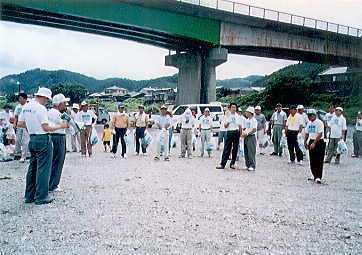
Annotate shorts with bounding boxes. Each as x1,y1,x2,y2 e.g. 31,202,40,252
103,141,111,146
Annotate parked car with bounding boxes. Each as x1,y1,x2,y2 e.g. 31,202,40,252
172,103,224,135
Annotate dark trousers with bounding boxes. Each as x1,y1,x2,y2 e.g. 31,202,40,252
135,127,146,154
286,130,303,162
308,139,326,180
25,134,53,202
220,130,240,166
49,134,66,191
111,128,127,156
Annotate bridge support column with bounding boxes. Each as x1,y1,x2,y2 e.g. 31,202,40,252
165,48,227,105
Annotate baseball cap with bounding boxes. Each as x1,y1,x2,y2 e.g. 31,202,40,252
80,101,88,106
276,103,282,107
255,106,261,110
307,109,317,115
204,108,210,112
290,105,297,110
72,103,80,109
52,93,70,105
160,105,167,110
246,106,255,114
335,107,344,112
118,103,125,108
34,87,52,99
297,105,304,110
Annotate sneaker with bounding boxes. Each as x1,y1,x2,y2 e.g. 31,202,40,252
154,156,160,160
187,155,193,159
216,165,225,169
142,152,148,156
278,153,283,157
248,167,255,171
19,157,26,163
164,157,170,161
297,161,303,166
324,160,330,164
243,167,249,170
134,152,139,156
259,152,265,155
270,152,278,156
230,164,236,169
111,154,117,158
288,160,295,164
351,154,359,158
178,155,185,158
122,155,127,159
315,178,322,184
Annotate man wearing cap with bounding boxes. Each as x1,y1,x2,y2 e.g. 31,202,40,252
13,93,30,162
77,101,97,157
325,107,347,164
216,103,242,169
199,108,213,158
48,94,70,192
270,103,287,156
134,105,149,156
155,105,172,161
297,105,309,128
178,108,196,159
111,103,129,158
254,106,267,155
241,107,258,171
17,87,69,205
324,104,335,135
352,111,362,158
70,103,81,152
285,105,304,164
304,109,325,184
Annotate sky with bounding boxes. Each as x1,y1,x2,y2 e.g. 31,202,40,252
0,0,361,81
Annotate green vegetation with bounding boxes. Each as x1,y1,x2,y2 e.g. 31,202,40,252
50,83,88,104
88,98,161,114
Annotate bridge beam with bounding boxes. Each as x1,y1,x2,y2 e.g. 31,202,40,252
166,48,227,105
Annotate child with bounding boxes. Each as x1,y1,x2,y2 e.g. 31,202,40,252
0,114,9,145
102,124,112,152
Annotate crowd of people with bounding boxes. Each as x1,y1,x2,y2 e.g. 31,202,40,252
1,86,362,205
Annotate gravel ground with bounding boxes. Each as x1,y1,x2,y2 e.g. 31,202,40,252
0,128,361,255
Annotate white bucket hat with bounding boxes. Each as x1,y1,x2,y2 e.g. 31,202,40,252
34,87,52,99
335,107,343,112
52,93,70,105
72,103,80,109
246,106,255,115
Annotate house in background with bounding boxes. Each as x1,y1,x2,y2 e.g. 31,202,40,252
104,86,128,96
315,66,362,95
143,88,176,105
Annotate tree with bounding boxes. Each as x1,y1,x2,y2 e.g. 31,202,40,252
50,83,87,103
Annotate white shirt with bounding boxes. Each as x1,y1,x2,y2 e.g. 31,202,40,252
180,114,196,129
356,118,362,131
324,112,335,127
297,112,309,127
286,113,304,131
14,104,25,117
71,110,80,122
225,113,242,131
199,115,213,130
305,119,324,140
77,110,96,126
329,115,347,138
48,108,66,135
243,117,258,134
219,115,226,132
18,100,49,135
271,111,287,125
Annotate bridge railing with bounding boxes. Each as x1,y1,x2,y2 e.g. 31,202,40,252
178,0,361,38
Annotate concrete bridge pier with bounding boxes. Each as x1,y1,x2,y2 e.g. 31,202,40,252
166,48,227,105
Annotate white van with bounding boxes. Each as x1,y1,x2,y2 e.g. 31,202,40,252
172,103,224,135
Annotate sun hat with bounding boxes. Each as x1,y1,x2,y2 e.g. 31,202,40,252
255,106,261,110
246,106,255,115
52,94,70,105
72,103,80,109
335,107,343,112
34,87,52,99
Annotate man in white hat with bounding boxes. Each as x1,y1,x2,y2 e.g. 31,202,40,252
154,105,172,161
297,105,309,127
325,107,347,164
77,101,97,157
134,104,149,156
304,109,326,184
254,106,267,155
270,103,287,156
17,87,68,205
70,103,81,152
286,105,304,164
199,108,213,158
241,106,258,171
48,94,70,192
13,93,30,162
178,108,196,159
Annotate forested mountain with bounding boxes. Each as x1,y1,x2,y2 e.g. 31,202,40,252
0,68,263,94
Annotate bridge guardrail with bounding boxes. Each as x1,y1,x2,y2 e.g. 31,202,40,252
178,0,361,38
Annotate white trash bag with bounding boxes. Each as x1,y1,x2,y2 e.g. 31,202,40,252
337,140,348,155
90,126,99,145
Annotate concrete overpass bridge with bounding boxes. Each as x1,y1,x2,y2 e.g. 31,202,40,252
1,0,361,105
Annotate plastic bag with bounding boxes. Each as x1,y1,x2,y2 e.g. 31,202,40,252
90,126,99,145
336,140,348,155
297,134,306,153
171,136,177,148
238,138,244,157
207,142,214,151
280,136,287,148
141,130,153,148
192,135,197,146
260,137,269,148
159,130,167,153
